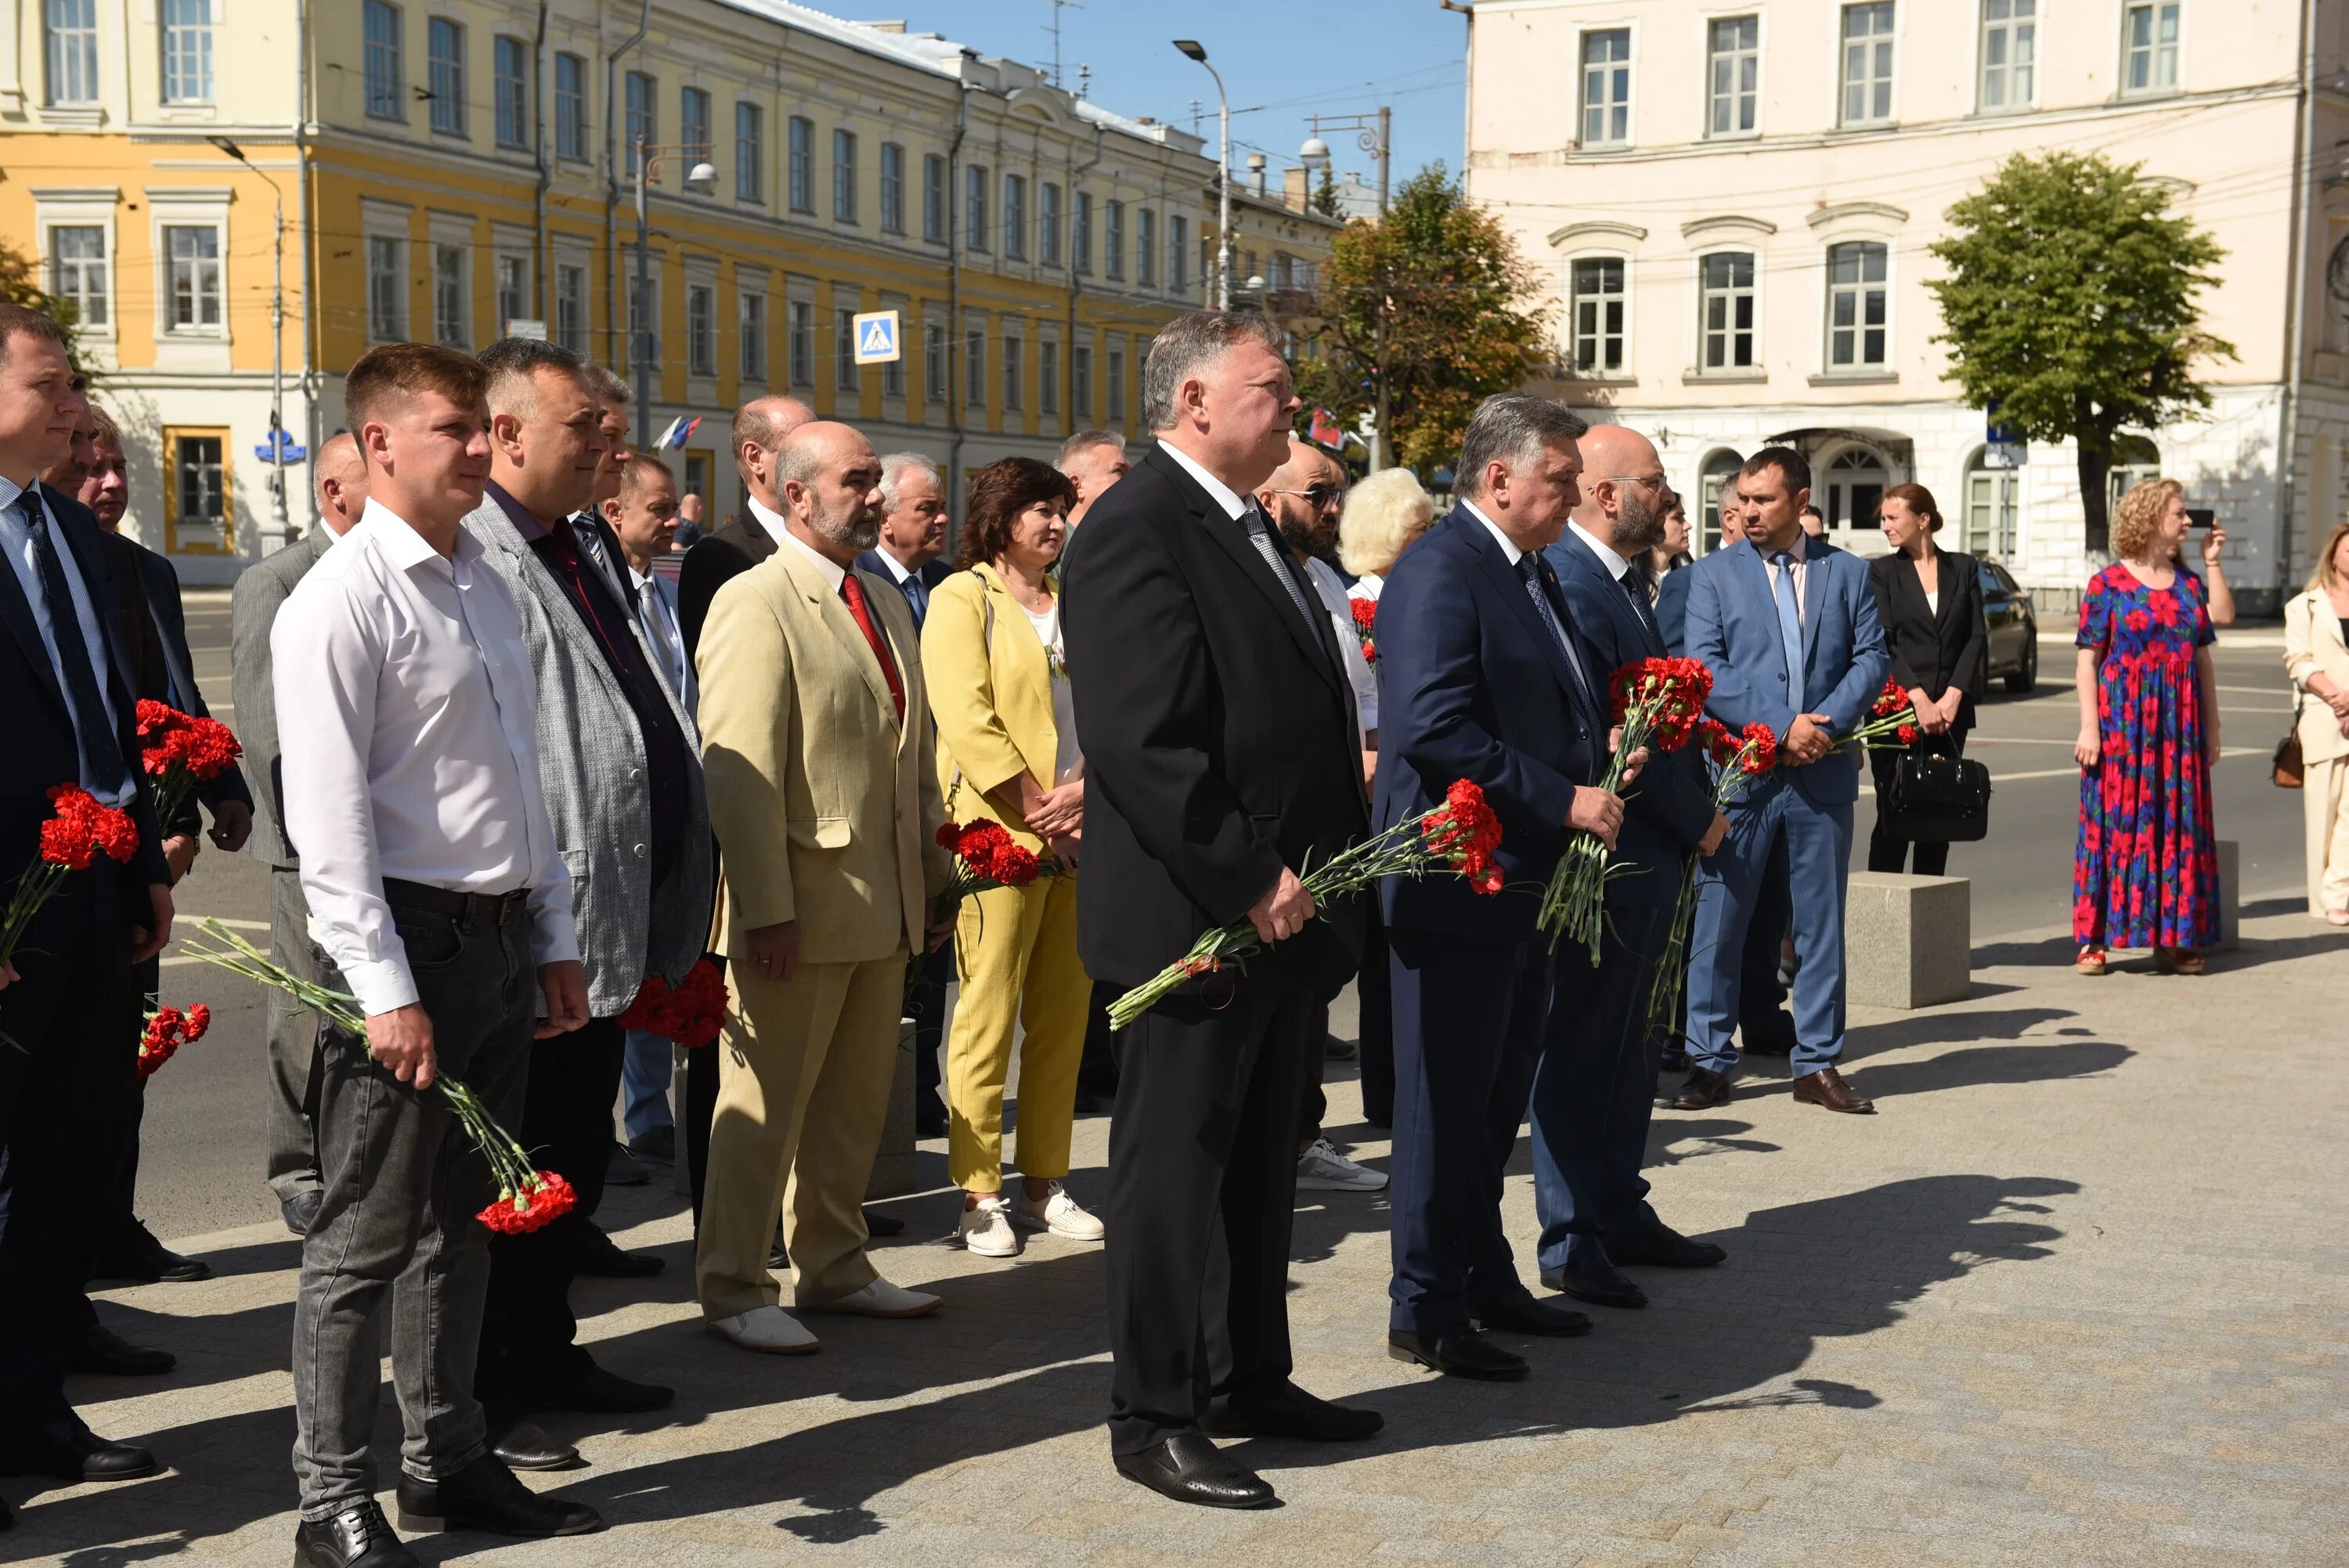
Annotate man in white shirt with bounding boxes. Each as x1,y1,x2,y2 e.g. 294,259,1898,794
272,342,598,1567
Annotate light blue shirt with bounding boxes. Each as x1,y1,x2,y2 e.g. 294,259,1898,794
0,474,133,804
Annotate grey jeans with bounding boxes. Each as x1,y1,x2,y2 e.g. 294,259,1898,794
290,887,537,1518
263,865,334,1206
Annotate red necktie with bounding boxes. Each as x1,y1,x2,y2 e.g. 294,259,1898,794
839,572,905,720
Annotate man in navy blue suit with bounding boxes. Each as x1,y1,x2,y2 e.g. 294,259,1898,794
1536,426,1730,1311
1377,395,1634,1382
1677,449,1889,1116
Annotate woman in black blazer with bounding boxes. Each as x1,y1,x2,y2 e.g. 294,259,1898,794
1866,483,1990,875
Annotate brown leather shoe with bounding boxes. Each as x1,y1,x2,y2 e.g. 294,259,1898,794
1791,1066,1875,1114
1670,1067,1730,1111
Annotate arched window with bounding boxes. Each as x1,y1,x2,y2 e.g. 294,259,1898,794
2107,434,2160,514
1699,448,1744,553
1964,446,2020,561
1822,446,1887,531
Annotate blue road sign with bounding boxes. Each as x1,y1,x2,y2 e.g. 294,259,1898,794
852,309,902,366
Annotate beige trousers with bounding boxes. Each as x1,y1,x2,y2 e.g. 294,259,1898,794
2304,752,2349,916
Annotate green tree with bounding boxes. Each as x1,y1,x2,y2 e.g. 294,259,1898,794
0,236,88,377
1294,164,1550,474
1927,150,2233,552
1311,166,1342,220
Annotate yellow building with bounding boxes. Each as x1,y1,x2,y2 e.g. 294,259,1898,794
1,1,1226,581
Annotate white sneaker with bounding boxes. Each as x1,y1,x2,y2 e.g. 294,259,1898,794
1011,1181,1106,1242
958,1195,1022,1258
799,1277,943,1317
1297,1137,1387,1192
705,1304,820,1354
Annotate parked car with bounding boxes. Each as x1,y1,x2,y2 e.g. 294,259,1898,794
1979,560,2039,694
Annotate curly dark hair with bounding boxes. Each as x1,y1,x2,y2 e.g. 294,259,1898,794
957,456,1077,571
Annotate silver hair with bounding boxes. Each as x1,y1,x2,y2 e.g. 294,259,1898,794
1141,311,1285,432
1455,394,1589,499
879,450,941,512
582,364,629,405
1055,428,1124,472
478,336,587,420
1338,467,1437,578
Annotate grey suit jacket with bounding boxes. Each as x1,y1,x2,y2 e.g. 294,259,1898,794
231,527,334,868
463,498,716,1016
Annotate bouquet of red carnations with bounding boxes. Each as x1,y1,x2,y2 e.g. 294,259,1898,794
1108,779,1504,1031
1830,678,1922,753
182,918,576,1235
136,701,242,828
1,784,141,985
1643,719,1781,1038
137,1000,211,1079
1348,598,1378,665
618,957,731,1047
1538,657,1715,962
936,818,1062,905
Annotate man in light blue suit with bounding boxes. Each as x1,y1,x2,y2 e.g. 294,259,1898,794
1676,448,1889,1116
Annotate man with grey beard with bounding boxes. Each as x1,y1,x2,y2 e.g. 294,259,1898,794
1535,424,1732,1314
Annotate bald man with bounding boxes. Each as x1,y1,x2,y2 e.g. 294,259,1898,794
677,395,816,660
233,431,370,1237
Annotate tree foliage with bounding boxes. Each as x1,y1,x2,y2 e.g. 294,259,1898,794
1311,166,1343,220
1927,150,2232,552
0,237,88,379
1294,165,1551,474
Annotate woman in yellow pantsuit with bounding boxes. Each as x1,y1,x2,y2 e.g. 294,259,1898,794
922,457,1106,1259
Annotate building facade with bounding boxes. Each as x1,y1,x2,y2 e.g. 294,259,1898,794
1467,0,2349,614
2,1,1242,580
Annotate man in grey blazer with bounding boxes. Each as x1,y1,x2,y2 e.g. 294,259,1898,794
462,339,714,1454
231,432,369,1238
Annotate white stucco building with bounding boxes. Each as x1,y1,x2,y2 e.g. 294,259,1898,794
1467,0,2349,614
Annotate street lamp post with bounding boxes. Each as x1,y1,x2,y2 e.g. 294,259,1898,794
210,136,289,546
1172,41,1231,311
1299,110,1396,471
632,138,718,452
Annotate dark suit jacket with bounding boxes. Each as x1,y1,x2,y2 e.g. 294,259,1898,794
678,514,778,662
853,550,954,633
1374,504,1604,943
82,509,198,837
121,533,254,812
1867,547,1990,735
1059,442,1369,994
1655,564,1692,655
1546,529,1717,907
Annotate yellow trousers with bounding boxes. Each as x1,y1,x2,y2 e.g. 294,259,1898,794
695,949,907,1319
946,874,1089,1191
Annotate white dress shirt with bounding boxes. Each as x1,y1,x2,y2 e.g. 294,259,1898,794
1460,497,1525,566
746,493,800,555
1156,438,1249,522
0,475,133,805
1304,554,1379,733
273,499,579,1014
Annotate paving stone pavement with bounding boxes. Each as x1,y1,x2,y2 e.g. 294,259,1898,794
11,907,2347,1566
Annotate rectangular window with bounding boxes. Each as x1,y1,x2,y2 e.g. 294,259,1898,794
625,72,655,177
922,154,946,242
45,0,99,106
1040,338,1059,413
1979,0,2036,111
1073,191,1094,275
1826,240,1889,368
432,245,466,346
1105,200,1125,280
164,429,232,554
788,299,814,386
1041,182,1063,266
427,16,464,135
555,263,586,354
364,0,404,121
1699,251,1756,370
882,326,904,398
493,36,528,148
164,225,222,333
555,54,588,161
2123,2,2180,94
367,234,404,341
1003,175,1027,260
965,164,989,251
739,291,767,383
162,0,215,103
965,325,986,407
1840,3,1896,126
1170,214,1189,294
1579,28,1631,146
1137,208,1156,288
788,117,813,212
687,283,716,377
835,308,858,391
880,144,906,233
1708,16,1759,136
924,320,947,402
48,226,107,329
1106,346,1126,424
1002,333,1023,411
494,254,526,331
680,87,711,164
735,102,763,203
1071,343,1092,416
833,130,857,223
1570,257,1626,375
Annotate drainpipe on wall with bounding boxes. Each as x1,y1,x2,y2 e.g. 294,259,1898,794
947,69,973,519
533,0,550,333
296,0,319,537
1066,120,1105,441
604,0,651,371
2276,0,2319,599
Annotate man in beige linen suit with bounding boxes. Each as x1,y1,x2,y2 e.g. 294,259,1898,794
694,420,953,1353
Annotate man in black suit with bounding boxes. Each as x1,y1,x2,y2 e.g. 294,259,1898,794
1061,311,1380,1510
0,304,178,1512
676,395,814,661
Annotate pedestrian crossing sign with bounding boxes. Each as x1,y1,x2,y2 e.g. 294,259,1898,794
852,309,902,366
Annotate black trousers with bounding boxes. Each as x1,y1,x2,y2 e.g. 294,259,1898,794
1104,980,1316,1456
1355,909,1395,1128
1076,979,1120,1097
1867,732,1966,878
907,944,951,1127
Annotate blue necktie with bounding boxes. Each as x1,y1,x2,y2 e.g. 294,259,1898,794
15,494,131,800
1770,550,1805,700
902,570,929,628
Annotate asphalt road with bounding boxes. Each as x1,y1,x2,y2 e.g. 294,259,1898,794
135,592,2312,1245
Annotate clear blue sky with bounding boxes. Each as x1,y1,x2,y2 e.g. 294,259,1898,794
852,1,1469,192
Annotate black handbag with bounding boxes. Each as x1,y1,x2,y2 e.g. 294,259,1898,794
1880,748,1992,843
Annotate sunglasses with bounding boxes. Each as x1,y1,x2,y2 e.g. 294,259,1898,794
1268,484,1345,508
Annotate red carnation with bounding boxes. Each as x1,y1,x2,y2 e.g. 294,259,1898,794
1348,598,1378,665
476,1170,577,1235
618,957,730,1047
1737,722,1778,774
6,784,143,982
988,843,1041,886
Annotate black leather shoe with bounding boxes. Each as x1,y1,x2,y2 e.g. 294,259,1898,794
1,1491,14,1532
863,1209,905,1238
916,1108,949,1137
1657,1046,1693,1075
92,1222,210,1283
521,1362,673,1415
572,1223,663,1278
283,1189,325,1238
1541,1249,1649,1310
488,1418,581,1471
1607,1226,1727,1268
1740,1013,1796,1056
1386,1326,1528,1381
605,1142,648,1187
0,1420,159,1481
66,1321,176,1375
294,1498,417,1566
393,1454,602,1537
1469,1294,1594,1337
1113,1432,1276,1509
1203,1382,1383,1442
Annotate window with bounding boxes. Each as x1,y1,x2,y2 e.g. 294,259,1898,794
1708,16,1759,136
432,245,466,346
965,164,988,251
1073,191,1094,274
833,130,857,223
494,254,526,331
1840,3,1896,126
922,154,946,242
164,429,232,554
368,235,404,340
1003,175,1027,260
1822,448,1887,530
1580,30,1631,146
1170,214,1189,294
740,290,767,383
735,103,763,203
882,324,904,398
364,1,404,121
1698,251,1755,371
880,144,906,233
555,263,586,354
1041,338,1059,413
164,225,222,333
163,0,215,103
924,320,947,402
835,308,858,391
1979,0,2035,111
625,72,655,177
555,53,588,160
1965,454,2019,559
1002,332,1023,411
788,117,813,212
2123,2,2180,94
1699,449,1744,553
1071,342,1092,416
1569,257,1626,375
493,36,528,148
1106,345,1126,424
1105,200,1125,279
681,87,711,164
687,283,716,377
1137,209,1156,288
1041,182,1063,265
427,17,464,135
965,323,986,408
48,227,107,329
45,0,99,106
788,299,814,386
1825,240,1888,369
